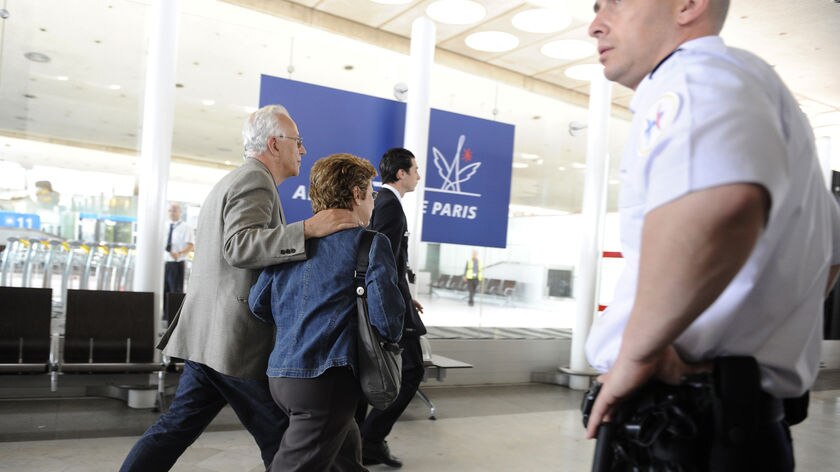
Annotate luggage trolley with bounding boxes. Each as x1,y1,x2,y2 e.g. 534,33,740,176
1,237,28,286
21,238,51,288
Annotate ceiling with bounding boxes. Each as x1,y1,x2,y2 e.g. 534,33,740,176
0,0,838,214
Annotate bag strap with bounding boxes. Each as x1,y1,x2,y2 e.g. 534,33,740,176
354,229,376,296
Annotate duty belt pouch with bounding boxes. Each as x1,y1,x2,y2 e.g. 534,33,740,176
712,356,761,446
710,356,762,471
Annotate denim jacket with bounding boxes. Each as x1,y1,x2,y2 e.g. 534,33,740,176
249,227,405,378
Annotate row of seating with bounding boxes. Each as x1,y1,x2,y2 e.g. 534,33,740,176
0,286,174,408
431,274,517,300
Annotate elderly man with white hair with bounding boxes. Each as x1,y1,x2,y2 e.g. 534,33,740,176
121,105,358,471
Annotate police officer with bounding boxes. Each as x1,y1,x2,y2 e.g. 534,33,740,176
583,0,840,469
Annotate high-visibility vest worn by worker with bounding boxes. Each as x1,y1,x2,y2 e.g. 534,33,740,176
464,258,483,281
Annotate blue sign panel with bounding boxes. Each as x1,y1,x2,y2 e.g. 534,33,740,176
259,75,514,248
423,109,514,247
0,211,41,229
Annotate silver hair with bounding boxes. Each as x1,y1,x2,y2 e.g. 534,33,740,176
242,104,290,160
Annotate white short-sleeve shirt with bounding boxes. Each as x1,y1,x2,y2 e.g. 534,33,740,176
163,220,194,262
585,36,840,398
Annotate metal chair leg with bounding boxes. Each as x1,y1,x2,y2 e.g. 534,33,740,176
415,388,436,420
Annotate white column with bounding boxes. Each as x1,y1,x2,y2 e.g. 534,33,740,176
402,17,435,282
564,72,612,390
817,136,833,189
133,0,180,348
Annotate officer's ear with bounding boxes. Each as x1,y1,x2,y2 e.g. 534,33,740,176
677,0,710,28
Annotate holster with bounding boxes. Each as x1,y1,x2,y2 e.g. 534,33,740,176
583,356,790,472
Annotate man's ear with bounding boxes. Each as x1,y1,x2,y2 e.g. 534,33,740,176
676,0,709,27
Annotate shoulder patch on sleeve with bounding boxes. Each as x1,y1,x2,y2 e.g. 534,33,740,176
638,92,682,157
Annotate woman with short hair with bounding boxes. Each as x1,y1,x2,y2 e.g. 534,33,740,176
249,153,404,471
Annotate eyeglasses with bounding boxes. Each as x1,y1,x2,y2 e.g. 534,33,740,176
276,135,304,147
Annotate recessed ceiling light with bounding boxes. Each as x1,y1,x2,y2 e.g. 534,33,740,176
56,75,69,81
571,162,587,169
609,179,620,185
370,0,412,4
201,99,215,106
224,160,232,165
426,0,486,25
541,39,596,60
520,152,540,160
512,162,529,169
24,52,50,63
512,8,572,34
564,63,604,82
108,84,121,90
557,166,566,171
465,31,519,53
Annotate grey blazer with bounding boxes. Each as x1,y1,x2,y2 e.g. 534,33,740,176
159,158,305,379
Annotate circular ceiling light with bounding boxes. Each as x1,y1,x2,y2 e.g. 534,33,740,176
370,0,412,4
564,63,604,81
465,31,519,53
24,52,50,63
541,39,596,60
512,8,572,34
426,0,486,25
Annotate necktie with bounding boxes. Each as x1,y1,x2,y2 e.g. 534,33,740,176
166,223,174,253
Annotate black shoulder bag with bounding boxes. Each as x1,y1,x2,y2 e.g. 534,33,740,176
354,229,403,410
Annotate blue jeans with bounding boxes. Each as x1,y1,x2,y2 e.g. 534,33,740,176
120,360,288,471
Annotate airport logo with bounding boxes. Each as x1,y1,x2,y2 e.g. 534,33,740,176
430,134,481,197
638,92,681,157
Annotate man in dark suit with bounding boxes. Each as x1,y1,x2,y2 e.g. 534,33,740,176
356,147,427,468
120,105,358,471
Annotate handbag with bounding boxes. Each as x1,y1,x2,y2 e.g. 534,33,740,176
354,229,403,410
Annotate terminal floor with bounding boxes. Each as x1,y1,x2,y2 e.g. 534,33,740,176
2,381,840,471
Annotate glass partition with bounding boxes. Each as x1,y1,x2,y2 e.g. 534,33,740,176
0,0,631,331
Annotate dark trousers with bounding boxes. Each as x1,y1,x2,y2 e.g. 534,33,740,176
712,420,794,471
163,261,185,323
268,367,365,472
164,261,185,294
120,360,287,471
466,278,478,305
356,335,424,443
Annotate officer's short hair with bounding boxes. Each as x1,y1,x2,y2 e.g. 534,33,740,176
379,147,415,185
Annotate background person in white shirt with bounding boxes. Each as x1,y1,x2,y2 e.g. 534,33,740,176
583,0,840,469
163,202,194,319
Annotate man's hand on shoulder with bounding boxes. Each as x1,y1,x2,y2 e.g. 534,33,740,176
304,209,359,239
